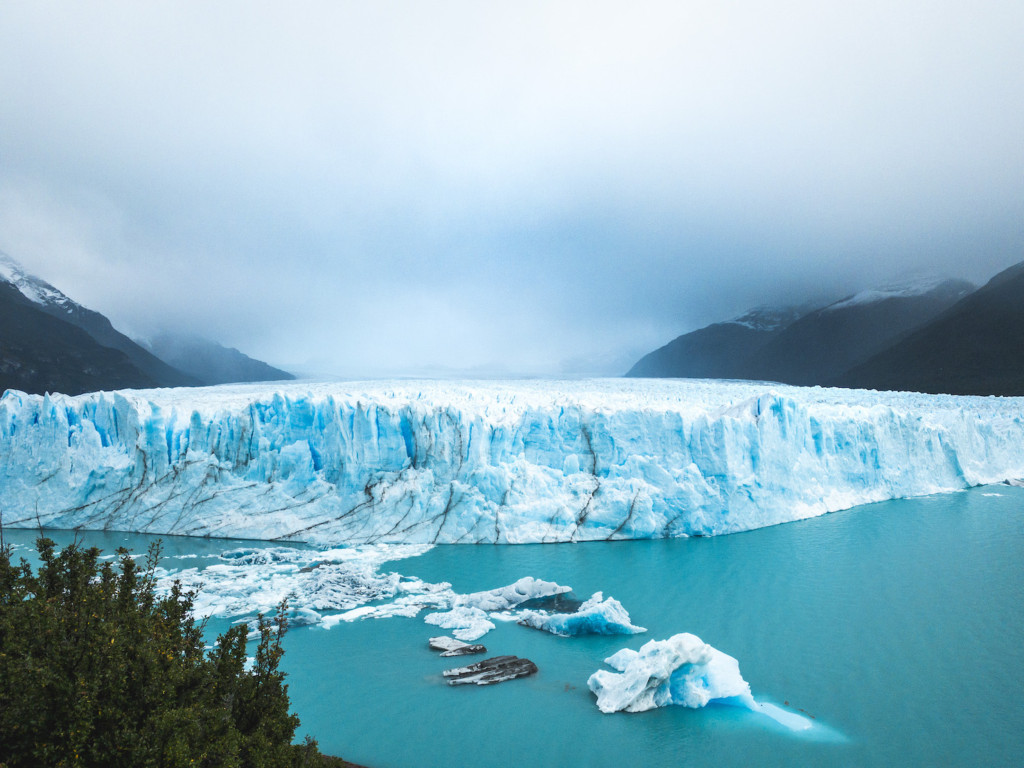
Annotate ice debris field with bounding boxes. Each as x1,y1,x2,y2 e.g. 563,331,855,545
146,540,807,727
2,378,1023,545
150,543,639,644
143,538,803,725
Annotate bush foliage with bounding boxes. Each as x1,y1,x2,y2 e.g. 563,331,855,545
0,538,350,768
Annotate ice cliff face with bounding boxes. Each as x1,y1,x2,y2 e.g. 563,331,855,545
1,379,1022,545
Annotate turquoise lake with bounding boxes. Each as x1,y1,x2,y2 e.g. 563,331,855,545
6,485,1023,767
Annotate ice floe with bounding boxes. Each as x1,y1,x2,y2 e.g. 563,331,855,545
151,537,652,655
588,633,812,731
517,592,646,636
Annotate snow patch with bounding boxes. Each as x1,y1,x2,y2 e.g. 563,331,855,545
824,277,962,312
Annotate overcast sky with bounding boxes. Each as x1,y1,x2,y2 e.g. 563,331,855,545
1,1,1022,376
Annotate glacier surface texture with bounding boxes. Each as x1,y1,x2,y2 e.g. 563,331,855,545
1,379,1022,545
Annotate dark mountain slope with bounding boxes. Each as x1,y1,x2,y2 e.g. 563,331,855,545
144,333,294,385
836,262,1024,396
745,279,975,386
0,254,199,387
0,282,156,395
626,307,804,379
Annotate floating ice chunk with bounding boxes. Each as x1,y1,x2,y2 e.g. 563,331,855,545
588,633,812,731
424,606,495,642
517,592,646,637
589,633,753,714
282,606,323,627
488,611,520,623
455,577,571,612
443,655,538,686
421,577,571,640
322,606,377,627
324,592,450,627
428,636,487,657
155,542,436,623
220,547,300,565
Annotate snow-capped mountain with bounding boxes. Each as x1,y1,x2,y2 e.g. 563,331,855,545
740,277,975,386
0,252,198,390
837,261,1024,396
821,276,969,313
1,252,293,395
625,305,807,379
1,278,161,395
0,253,79,311
727,305,808,332
627,277,976,387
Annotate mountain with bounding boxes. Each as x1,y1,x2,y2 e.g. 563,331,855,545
626,279,975,386
741,278,975,386
0,253,199,388
142,333,294,386
836,262,1024,396
0,280,157,395
625,306,805,379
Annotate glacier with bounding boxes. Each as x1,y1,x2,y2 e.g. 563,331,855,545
588,633,812,730
2,378,1023,545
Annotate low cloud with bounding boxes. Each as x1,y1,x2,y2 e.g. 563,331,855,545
1,1,1021,375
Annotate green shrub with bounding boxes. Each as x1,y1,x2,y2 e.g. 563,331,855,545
0,538,352,768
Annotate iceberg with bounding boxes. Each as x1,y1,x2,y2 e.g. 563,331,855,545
588,633,811,731
2,379,1022,545
152,542,442,624
423,606,495,642
589,633,753,713
423,577,571,641
153,544,573,643
454,577,571,611
517,592,646,636
428,636,486,656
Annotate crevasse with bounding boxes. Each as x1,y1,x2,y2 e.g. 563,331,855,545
1,379,1022,545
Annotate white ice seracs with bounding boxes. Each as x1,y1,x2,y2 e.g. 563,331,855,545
454,577,571,611
588,633,812,731
154,544,578,642
423,577,571,641
517,592,646,636
3,379,1023,545
154,542,439,623
423,606,495,642
588,633,752,713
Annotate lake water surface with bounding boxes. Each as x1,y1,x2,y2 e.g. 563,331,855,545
7,485,1023,767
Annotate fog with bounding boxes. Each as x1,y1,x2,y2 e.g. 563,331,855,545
1,1,1021,376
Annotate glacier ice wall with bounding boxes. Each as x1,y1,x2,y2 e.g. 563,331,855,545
1,379,1022,545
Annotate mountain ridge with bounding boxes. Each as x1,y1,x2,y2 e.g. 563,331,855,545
624,271,1022,395
1,252,293,395
835,262,1024,396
